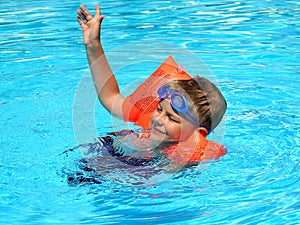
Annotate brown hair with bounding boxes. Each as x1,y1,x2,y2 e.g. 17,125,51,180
165,76,227,131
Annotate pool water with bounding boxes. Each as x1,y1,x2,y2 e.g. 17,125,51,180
1,0,300,224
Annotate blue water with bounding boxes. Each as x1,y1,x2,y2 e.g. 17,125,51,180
1,0,300,224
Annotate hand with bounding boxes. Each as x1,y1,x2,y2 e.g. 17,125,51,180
76,4,105,47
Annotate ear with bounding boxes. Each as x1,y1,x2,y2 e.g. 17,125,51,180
197,127,208,137
184,127,207,145
180,127,207,150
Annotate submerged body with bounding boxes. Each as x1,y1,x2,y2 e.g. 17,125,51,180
65,129,226,185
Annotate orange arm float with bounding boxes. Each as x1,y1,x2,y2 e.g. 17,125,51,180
122,56,192,128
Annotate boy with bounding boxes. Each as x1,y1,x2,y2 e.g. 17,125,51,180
76,4,227,165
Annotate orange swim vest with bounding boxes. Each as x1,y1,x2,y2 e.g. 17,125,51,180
161,132,227,164
121,56,226,163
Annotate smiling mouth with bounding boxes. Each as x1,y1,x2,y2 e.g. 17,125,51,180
151,127,166,135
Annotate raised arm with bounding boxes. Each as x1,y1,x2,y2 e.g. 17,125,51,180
76,4,124,119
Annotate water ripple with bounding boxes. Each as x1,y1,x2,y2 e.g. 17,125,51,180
1,0,300,224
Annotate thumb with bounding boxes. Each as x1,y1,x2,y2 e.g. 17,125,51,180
98,15,105,22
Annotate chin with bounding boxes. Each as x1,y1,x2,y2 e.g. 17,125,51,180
149,133,179,145
149,132,166,141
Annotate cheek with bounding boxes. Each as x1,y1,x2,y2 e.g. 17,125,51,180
165,122,183,139
150,110,158,119
150,111,158,124
168,122,195,141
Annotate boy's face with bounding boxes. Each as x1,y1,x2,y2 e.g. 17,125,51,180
149,99,197,142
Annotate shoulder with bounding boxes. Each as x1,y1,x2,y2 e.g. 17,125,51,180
202,140,227,161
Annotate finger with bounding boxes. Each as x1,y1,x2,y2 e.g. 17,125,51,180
80,4,93,21
79,10,87,21
95,4,100,16
95,4,105,22
76,17,88,30
76,10,88,23
76,16,84,26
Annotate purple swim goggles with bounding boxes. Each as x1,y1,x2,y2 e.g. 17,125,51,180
157,85,203,128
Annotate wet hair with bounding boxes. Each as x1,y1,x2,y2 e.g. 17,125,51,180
165,76,227,131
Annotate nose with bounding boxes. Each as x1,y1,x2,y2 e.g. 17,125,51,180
151,112,165,126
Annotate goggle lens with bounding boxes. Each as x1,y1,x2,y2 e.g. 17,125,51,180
170,94,188,113
157,86,202,128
